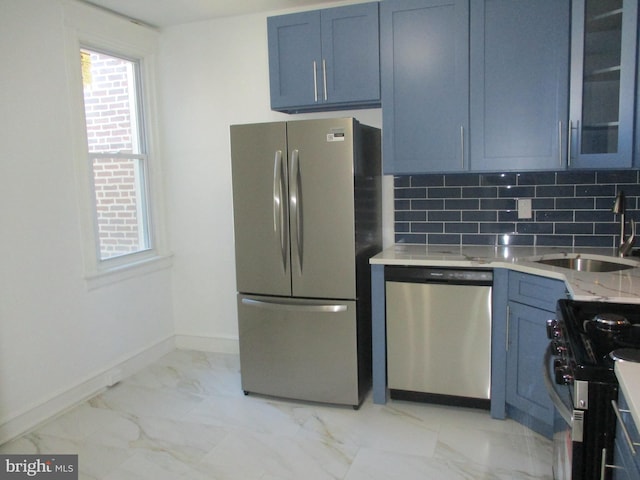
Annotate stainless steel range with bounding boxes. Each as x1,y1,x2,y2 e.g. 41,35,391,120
545,299,640,480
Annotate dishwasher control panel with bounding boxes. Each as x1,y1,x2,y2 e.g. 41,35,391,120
385,266,493,285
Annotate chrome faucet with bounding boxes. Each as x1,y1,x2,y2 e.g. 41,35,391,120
613,191,636,257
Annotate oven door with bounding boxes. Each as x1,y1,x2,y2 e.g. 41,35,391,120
544,345,575,480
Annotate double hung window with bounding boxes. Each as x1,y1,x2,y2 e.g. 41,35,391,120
80,48,151,262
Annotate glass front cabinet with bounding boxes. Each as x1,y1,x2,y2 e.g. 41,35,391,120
569,0,638,169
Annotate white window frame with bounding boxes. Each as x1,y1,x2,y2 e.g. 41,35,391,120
64,1,171,289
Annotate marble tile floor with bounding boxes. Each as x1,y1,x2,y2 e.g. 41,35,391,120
0,350,553,479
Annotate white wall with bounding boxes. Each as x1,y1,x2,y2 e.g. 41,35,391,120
157,10,389,352
0,0,174,442
0,0,391,441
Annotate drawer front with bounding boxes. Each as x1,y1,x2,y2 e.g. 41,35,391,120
508,271,566,311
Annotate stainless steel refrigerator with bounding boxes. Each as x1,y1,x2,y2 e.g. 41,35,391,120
230,117,381,408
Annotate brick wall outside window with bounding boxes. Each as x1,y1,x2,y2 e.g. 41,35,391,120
83,51,146,259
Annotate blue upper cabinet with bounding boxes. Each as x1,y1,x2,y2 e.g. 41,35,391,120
569,0,638,169
381,0,469,175
381,0,569,175
321,4,381,106
268,3,380,113
268,11,321,111
469,0,570,172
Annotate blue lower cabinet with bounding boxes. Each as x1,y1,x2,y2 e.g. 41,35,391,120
614,438,632,480
613,392,640,479
506,301,555,436
505,272,567,437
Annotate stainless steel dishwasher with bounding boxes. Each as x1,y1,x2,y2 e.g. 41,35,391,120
385,266,493,408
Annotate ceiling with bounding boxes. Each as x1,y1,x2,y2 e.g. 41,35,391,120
82,0,345,28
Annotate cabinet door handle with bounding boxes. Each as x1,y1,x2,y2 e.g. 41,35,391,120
313,61,318,103
460,125,465,169
322,59,328,101
567,120,572,166
505,304,510,352
558,121,563,167
567,120,579,167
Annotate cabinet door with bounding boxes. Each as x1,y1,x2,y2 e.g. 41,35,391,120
268,11,321,111
381,0,469,174
469,0,570,172
613,393,637,479
616,393,640,479
508,271,566,311
569,0,638,169
321,2,380,106
506,301,555,430
614,438,633,480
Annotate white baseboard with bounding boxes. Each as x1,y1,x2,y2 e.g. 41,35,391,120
0,336,176,445
174,334,239,354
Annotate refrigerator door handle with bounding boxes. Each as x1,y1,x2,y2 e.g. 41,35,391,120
241,297,347,313
290,149,303,274
273,150,287,272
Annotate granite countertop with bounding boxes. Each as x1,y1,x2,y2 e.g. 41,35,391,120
371,244,640,303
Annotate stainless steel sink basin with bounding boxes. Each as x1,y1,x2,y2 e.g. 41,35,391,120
533,256,637,272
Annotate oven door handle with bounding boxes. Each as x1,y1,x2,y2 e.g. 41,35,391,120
543,344,573,425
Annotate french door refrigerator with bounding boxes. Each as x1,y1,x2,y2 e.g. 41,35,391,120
230,117,381,408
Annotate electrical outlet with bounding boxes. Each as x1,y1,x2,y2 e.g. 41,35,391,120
517,198,532,219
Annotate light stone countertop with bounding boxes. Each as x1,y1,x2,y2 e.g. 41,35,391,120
372,243,640,425
371,244,640,303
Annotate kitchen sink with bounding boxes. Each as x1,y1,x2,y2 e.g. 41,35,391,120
533,255,638,272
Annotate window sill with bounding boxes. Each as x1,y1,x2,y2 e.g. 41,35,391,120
85,252,173,290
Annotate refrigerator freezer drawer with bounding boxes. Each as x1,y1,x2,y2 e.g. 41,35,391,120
237,294,360,406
